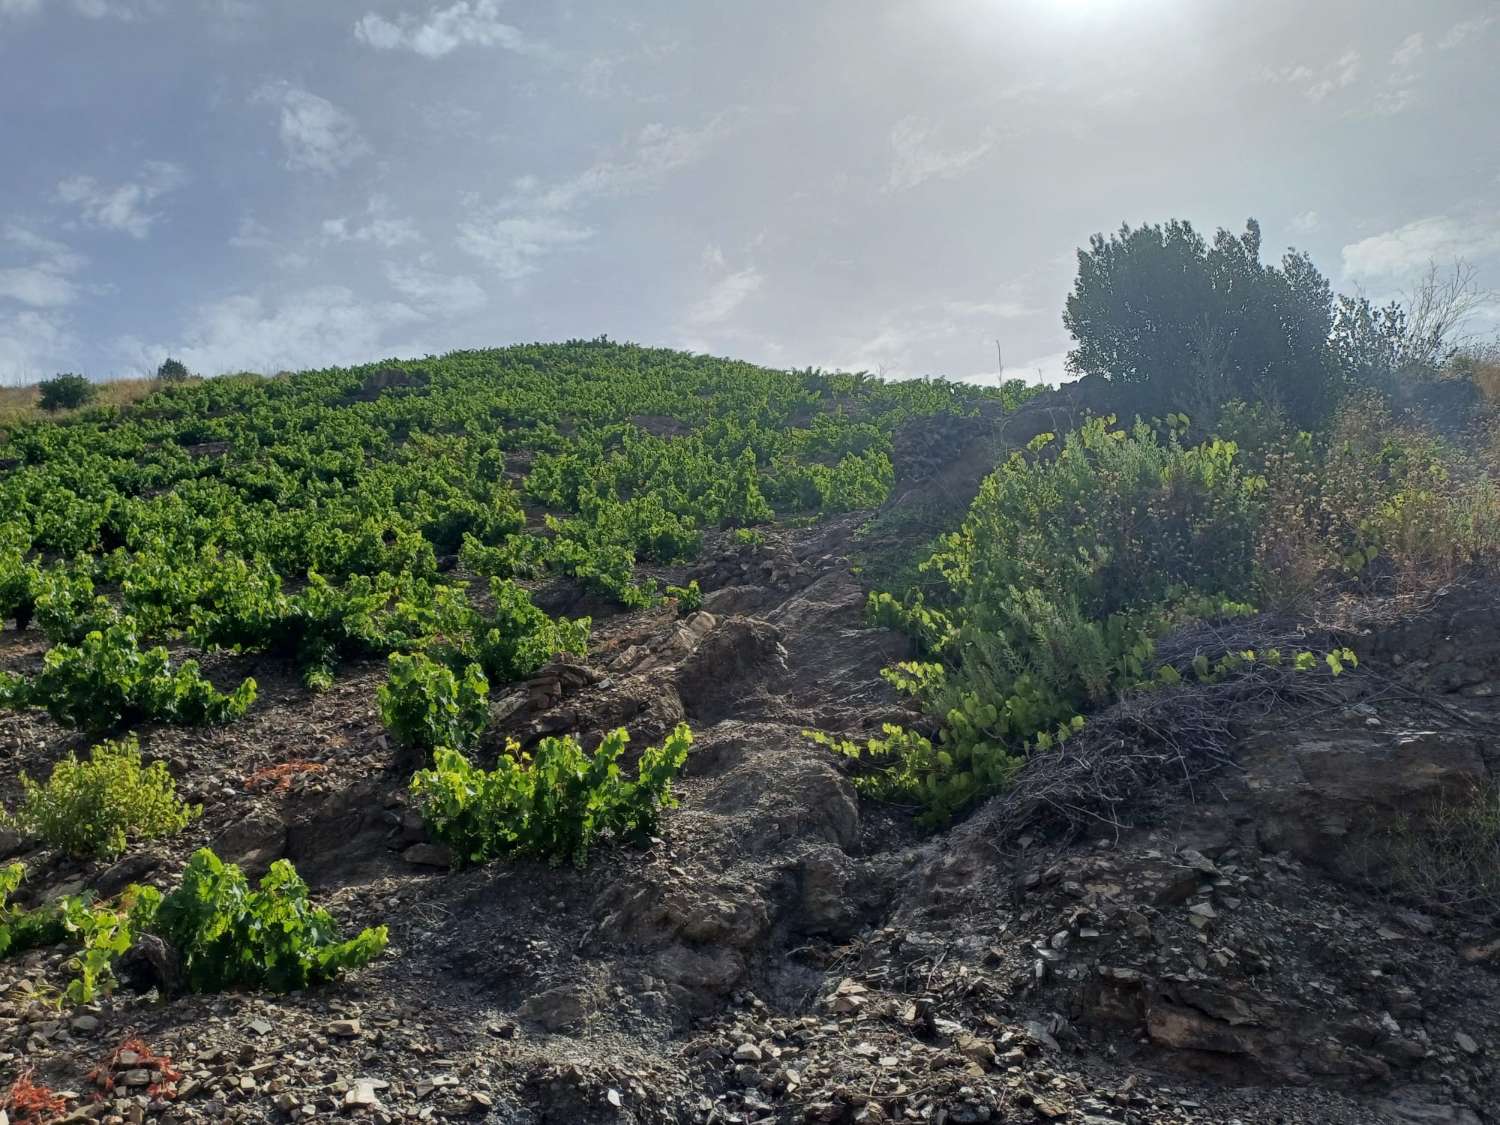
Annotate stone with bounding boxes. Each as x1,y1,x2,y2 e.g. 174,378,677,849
1455,1032,1479,1055
327,1020,362,1038
401,843,453,868
733,1043,763,1063
519,984,593,1033
344,1082,382,1111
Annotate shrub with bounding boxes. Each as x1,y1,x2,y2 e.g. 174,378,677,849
666,580,703,614
860,417,1264,822
156,358,190,382
0,864,67,959
140,848,388,993
378,652,489,754
411,723,693,866
9,735,200,859
0,618,257,734
0,524,37,632
37,373,96,412
1362,783,1500,919
1254,395,1500,603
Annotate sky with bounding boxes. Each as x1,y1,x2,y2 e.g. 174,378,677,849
2,0,1499,387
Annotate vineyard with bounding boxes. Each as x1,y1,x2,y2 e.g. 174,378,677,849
3,332,1499,1122
0,340,1042,1018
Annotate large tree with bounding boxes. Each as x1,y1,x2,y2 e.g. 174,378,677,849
1063,219,1337,423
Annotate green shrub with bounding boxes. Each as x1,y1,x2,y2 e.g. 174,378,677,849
0,524,37,632
0,864,67,959
859,417,1264,822
37,374,96,412
9,735,200,859
0,618,257,734
156,358,190,382
411,723,693,866
378,652,489,754
666,580,703,614
141,849,388,993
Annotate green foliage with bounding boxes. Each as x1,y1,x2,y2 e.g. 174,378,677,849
0,864,66,959
146,849,388,993
156,358,191,383
378,652,489,754
9,735,200,859
0,523,37,632
666,580,703,614
0,618,257,734
1064,219,1338,424
411,723,693,867
861,417,1265,822
808,723,1023,826
59,892,140,1004
37,374,97,412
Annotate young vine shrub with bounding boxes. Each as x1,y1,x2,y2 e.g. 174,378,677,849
0,619,257,734
378,652,489,754
9,735,201,859
411,723,693,867
666,580,703,615
141,848,389,993
0,864,67,959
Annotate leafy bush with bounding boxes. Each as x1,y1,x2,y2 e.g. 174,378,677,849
859,418,1264,822
0,864,66,959
37,374,96,412
9,735,200,859
378,652,489,754
0,524,37,632
1254,395,1500,604
140,849,388,993
666,580,703,614
411,723,693,866
0,619,257,734
156,358,190,382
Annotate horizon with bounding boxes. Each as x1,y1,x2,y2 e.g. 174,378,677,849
3,0,1499,387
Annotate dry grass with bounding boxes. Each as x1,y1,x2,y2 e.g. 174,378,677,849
0,377,162,432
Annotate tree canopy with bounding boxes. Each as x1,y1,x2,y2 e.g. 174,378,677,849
1063,219,1338,423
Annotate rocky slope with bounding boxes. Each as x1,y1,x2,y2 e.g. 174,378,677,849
2,396,1499,1125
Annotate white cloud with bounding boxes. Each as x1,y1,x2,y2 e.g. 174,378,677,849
962,349,1069,387
1439,12,1497,49
685,268,763,327
1291,210,1321,233
55,161,186,238
1341,215,1500,279
322,196,422,248
524,119,730,213
1263,49,1360,102
134,285,423,375
384,260,487,314
0,267,78,308
941,296,1036,320
0,0,164,18
886,115,992,192
253,82,369,175
0,225,86,311
456,214,593,279
1391,32,1423,69
354,0,531,59
0,310,76,384
228,215,273,249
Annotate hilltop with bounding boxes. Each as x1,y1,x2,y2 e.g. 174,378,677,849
0,304,1497,1125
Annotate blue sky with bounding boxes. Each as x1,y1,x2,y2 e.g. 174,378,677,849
2,0,1498,385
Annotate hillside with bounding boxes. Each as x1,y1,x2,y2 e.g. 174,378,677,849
1,341,1499,1125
